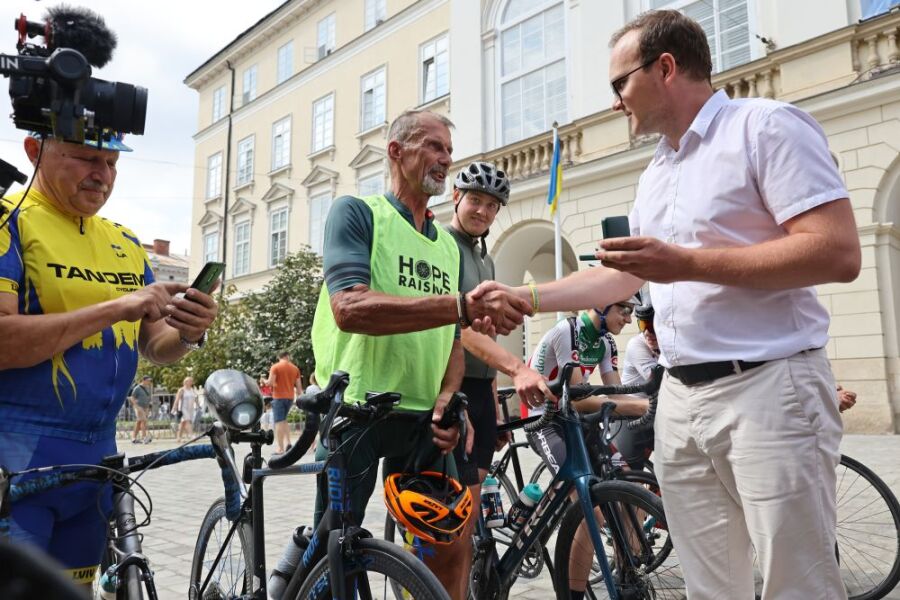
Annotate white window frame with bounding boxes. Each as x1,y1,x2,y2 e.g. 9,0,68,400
360,67,386,132
277,40,294,84
496,0,567,145
212,86,226,122
420,34,450,104
242,65,258,104
236,135,254,187
317,13,336,59
271,116,292,171
309,192,333,256
269,207,289,267
357,172,384,197
311,93,335,153
365,0,386,31
203,229,219,263
206,152,222,199
233,220,251,277
649,0,755,73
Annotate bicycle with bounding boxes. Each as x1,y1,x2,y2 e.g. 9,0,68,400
0,434,227,599
415,363,679,600
191,369,452,600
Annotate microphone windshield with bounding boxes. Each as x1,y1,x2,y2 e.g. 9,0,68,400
44,5,117,68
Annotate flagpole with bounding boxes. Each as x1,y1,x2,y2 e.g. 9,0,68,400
551,123,564,322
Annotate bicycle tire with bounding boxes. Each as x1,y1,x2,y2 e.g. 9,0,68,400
285,537,450,600
553,480,685,600
835,454,900,600
188,497,253,600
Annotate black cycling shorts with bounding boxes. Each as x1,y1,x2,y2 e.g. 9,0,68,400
453,377,497,486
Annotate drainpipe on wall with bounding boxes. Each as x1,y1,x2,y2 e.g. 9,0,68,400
221,60,236,289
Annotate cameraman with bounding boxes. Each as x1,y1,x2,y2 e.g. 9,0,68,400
0,130,218,588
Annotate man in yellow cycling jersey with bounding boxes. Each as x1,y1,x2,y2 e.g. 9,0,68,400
0,129,218,588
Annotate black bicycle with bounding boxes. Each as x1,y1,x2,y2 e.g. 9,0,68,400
190,370,452,600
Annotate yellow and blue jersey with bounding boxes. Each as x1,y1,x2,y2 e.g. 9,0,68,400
0,188,155,442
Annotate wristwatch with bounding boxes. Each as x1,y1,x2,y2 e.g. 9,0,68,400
179,331,207,351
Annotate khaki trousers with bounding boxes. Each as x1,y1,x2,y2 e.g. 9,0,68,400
655,349,846,599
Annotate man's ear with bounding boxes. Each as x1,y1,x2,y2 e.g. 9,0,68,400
452,187,462,205
24,136,42,165
387,139,403,161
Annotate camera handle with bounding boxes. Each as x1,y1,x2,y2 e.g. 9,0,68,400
0,159,28,200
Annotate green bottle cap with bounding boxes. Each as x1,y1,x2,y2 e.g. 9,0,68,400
523,483,542,502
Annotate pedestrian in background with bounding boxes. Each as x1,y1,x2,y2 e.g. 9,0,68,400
173,376,199,443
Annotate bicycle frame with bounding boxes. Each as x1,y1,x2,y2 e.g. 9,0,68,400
475,389,640,600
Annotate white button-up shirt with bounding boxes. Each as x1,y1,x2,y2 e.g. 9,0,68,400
629,90,848,368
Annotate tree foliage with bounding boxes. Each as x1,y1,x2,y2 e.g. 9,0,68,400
137,248,322,391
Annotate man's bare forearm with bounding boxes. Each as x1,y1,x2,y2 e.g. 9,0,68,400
512,268,642,315
330,286,457,335
460,328,524,378
439,340,465,397
139,321,191,365
0,299,126,369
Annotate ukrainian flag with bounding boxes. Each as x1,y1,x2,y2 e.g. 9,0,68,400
547,127,562,217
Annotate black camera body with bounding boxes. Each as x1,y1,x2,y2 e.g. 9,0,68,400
1,8,147,145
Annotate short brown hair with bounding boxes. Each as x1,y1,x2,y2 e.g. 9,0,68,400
610,10,712,83
388,110,454,146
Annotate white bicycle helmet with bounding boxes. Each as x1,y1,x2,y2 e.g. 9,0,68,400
454,161,510,205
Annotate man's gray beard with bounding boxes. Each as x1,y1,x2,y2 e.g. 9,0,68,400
422,174,445,196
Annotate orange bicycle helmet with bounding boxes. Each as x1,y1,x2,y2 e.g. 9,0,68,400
384,471,473,545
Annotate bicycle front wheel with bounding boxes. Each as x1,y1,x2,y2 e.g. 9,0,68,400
553,480,685,600
836,454,900,600
189,497,253,600
289,537,449,600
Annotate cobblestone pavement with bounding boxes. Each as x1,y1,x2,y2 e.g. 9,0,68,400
118,433,900,600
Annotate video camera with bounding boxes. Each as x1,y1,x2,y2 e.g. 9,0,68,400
0,6,147,196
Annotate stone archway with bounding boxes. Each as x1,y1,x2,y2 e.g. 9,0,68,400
870,153,900,432
489,219,578,380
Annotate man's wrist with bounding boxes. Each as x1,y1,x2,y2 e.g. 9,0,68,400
179,330,207,351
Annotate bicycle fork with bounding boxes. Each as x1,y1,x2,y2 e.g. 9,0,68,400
573,476,621,600
109,488,157,600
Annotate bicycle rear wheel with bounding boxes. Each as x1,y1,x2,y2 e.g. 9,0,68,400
553,480,685,600
287,537,449,600
189,497,253,600
835,454,900,600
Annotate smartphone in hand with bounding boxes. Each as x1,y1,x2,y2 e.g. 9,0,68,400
188,262,225,295
601,215,630,239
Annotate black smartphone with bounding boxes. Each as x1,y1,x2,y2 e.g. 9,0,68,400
601,215,631,239
189,261,225,294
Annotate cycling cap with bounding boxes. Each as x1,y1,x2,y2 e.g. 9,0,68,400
384,471,473,545
454,161,510,205
29,128,133,152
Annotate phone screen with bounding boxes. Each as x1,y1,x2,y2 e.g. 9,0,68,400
601,216,631,239
190,262,225,294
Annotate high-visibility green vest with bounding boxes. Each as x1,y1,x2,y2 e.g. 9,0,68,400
312,195,460,411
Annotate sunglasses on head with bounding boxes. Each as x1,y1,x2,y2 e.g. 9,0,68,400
638,319,654,333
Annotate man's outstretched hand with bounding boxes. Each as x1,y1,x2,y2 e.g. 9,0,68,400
466,281,532,336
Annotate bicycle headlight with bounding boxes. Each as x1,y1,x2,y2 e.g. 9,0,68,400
204,369,263,431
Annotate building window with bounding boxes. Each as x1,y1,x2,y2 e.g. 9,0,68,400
312,94,335,153
421,34,449,103
206,152,222,199
269,208,289,267
317,13,336,59
358,173,384,197
212,86,226,122
236,136,254,186
309,193,332,255
242,65,257,104
272,117,291,170
203,230,219,263
499,1,566,144
652,0,750,72
277,40,294,84
365,0,386,31
360,67,386,131
233,220,251,277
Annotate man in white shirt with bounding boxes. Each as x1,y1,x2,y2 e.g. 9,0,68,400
471,9,859,599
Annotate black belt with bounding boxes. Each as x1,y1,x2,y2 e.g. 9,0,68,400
667,360,767,386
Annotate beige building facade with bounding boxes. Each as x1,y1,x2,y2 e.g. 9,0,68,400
187,0,900,432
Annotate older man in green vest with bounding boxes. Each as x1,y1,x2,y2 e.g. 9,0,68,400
311,109,530,599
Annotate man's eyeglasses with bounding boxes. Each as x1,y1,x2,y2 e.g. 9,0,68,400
614,303,634,316
638,319,654,334
610,55,661,101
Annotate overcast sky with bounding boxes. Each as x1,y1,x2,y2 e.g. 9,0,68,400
0,1,285,255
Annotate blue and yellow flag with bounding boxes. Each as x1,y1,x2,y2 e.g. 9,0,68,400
547,127,562,217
